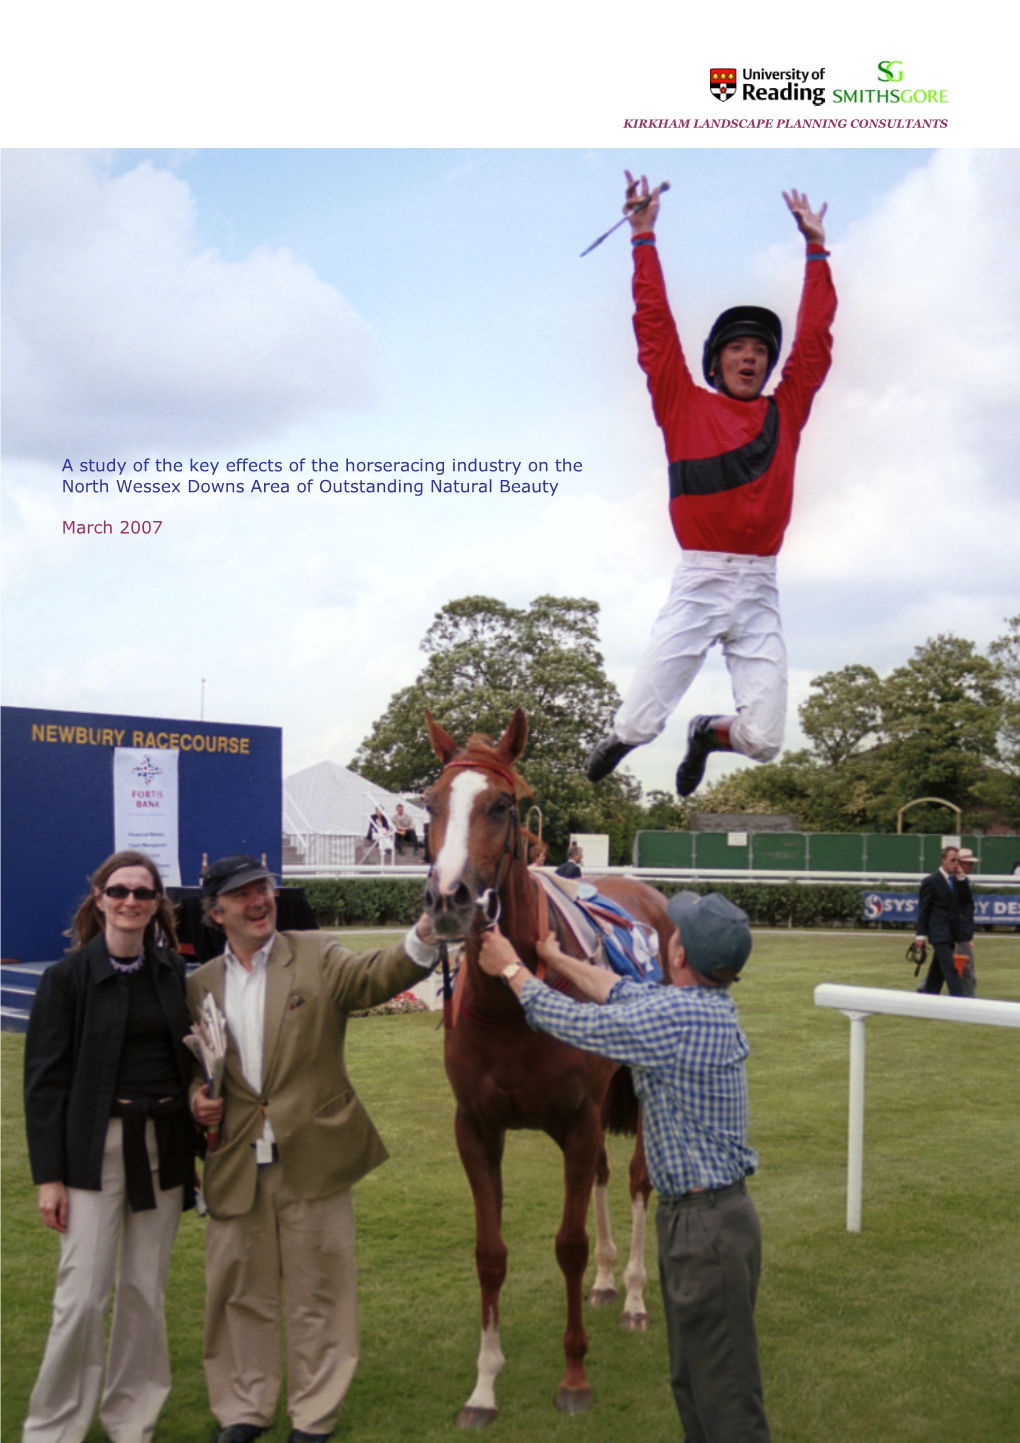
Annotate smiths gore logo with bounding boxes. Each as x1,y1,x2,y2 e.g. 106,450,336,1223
710,69,737,101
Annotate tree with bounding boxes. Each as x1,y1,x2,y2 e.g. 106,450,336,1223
973,613,1020,827
876,633,1004,819
351,595,636,858
799,664,884,766
987,613,1020,770
696,634,1009,833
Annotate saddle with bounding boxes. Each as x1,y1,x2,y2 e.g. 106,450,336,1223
533,870,662,984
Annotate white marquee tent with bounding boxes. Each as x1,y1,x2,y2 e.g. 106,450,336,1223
283,760,427,867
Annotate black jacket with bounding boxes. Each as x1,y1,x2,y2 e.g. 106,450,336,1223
23,934,196,1204
916,869,962,946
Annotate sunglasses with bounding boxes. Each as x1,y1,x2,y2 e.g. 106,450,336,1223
103,885,159,901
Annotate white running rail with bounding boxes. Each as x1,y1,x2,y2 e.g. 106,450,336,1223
814,984,1020,1231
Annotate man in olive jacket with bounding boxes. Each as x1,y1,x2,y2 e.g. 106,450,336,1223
188,855,439,1443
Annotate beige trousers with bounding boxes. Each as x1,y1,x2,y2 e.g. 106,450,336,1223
22,1119,183,1443
204,1167,358,1433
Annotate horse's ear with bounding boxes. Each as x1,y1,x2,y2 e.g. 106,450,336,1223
425,709,459,765
496,708,528,765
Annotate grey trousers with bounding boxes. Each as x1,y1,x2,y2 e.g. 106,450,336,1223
656,1182,771,1443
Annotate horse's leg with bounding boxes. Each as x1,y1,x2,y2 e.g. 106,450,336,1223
621,1114,653,1332
454,1108,507,1429
552,1108,601,1414
588,1139,619,1307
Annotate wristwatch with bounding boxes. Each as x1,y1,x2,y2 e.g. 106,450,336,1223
500,961,525,987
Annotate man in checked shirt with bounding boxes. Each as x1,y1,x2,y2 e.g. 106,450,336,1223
479,890,770,1443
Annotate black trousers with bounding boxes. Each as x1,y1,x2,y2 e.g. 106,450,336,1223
656,1182,771,1443
920,941,966,997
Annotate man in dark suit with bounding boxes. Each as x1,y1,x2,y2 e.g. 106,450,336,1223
555,843,584,879
189,855,439,1443
914,845,967,997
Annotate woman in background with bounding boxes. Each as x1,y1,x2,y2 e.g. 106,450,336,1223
22,850,195,1443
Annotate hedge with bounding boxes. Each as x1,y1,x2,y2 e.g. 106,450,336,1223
285,877,876,930
284,877,426,928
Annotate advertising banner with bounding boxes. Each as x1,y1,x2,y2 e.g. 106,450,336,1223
863,892,1020,926
113,747,181,886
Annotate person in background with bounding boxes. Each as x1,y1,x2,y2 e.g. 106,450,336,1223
391,803,419,854
914,845,967,997
23,851,195,1443
953,848,978,996
555,843,584,879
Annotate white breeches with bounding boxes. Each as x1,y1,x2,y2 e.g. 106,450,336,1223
614,551,787,762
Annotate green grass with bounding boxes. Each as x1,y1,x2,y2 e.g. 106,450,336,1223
3,933,1018,1442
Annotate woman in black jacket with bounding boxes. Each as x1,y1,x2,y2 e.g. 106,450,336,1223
22,850,196,1443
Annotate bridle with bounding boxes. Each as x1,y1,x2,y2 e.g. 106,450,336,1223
427,753,525,1016
430,755,523,931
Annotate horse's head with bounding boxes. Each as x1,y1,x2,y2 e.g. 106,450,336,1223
422,707,532,941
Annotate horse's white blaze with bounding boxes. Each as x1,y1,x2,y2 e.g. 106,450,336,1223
622,1194,649,1317
434,769,487,896
464,1321,505,1412
590,1181,618,1294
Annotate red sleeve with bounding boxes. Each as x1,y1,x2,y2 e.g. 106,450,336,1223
632,240,697,441
774,245,836,432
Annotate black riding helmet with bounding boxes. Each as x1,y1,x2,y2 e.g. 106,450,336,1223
702,306,783,388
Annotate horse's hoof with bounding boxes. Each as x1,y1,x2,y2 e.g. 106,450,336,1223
588,1286,619,1308
555,1386,593,1414
621,1310,650,1332
457,1405,498,1429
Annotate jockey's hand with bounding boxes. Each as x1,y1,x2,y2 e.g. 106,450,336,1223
783,188,827,245
624,170,662,234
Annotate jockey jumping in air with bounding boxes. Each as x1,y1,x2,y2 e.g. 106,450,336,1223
588,173,836,796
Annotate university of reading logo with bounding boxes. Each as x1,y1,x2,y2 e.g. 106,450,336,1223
742,67,827,105
710,68,737,101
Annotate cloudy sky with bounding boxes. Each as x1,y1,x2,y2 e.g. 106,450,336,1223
2,143,1018,797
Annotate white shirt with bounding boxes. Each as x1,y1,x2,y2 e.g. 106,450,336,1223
221,926,438,1150
223,934,277,1146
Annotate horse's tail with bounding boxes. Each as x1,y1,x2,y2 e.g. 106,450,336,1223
601,1066,639,1136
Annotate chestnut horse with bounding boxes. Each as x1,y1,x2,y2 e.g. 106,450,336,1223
422,708,675,1427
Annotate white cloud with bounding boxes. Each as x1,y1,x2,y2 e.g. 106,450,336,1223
2,150,376,459
782,148,1020,601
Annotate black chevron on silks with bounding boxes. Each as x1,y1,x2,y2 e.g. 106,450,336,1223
669,399,779,498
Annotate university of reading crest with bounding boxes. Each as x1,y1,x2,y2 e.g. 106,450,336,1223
710,68,737,101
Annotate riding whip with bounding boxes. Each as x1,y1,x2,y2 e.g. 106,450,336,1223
580,181,670,257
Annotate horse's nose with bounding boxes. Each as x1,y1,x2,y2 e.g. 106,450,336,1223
423,872,473,916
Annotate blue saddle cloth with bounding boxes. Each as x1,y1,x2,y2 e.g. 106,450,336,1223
575,884,662,984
